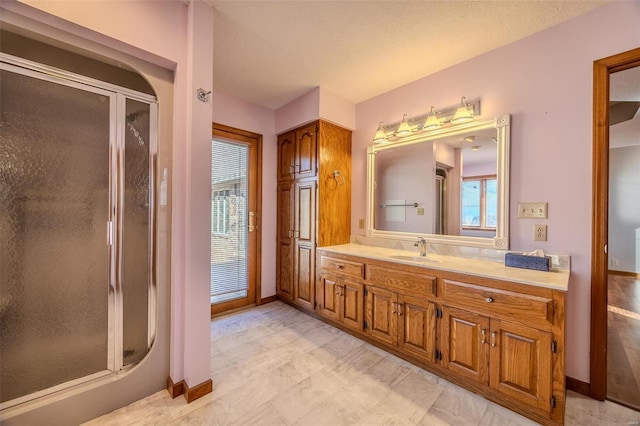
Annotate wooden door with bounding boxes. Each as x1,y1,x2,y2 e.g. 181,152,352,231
295,123,317,180
397,294,436,363
278,131,295,182
365,286,397,346
317,274,339,321
210,124,262,315
489,319,553,412
276,182,294,300
441,306,490,385
340,278,364,332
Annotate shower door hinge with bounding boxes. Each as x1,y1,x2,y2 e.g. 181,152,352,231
107,221,114,246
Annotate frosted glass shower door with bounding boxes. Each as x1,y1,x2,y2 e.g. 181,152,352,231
0,68,112,403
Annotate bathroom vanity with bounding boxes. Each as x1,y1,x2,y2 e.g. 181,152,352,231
313,244,568,426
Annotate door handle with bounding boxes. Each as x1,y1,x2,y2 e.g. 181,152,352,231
491,331,497,347
249,211,257,232
481,329,486,344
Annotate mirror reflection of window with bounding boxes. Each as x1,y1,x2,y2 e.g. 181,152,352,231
461,175,497,230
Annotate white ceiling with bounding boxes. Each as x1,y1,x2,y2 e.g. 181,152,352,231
208,0,608,110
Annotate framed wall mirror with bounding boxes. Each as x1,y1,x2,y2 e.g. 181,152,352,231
366,114,510,249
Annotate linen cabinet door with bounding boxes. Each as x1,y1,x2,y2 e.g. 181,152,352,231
294,123,317,180
365,286,397,346
278,131,295,182
316,274,340,321
276,182,294,301
294,243,315,311
339,278,364,332
397,294,436,363
489,319,553,413
441,306,490,385
293,181,316,311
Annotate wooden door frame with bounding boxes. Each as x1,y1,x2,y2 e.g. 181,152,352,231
210,122,262,315
590,47,640,400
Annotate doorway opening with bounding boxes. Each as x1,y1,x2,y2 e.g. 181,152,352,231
590,47,640,409
210,123,262,316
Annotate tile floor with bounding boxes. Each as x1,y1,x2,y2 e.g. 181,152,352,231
85,301,640,425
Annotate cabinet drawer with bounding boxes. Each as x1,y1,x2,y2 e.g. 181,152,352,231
442,280,554,325
320,256,365,279
366,265,436,297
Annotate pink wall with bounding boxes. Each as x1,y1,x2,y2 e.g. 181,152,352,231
275,87,320,133
353,1,640,382
212,90,277,298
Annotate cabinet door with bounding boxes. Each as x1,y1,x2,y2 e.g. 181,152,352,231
397,294,436,363
276,183,294,300
294,243,315,311
365,286,397,346
278,131,295,182
295,123,317,180
489,319,553,412
441,306,490,385
317,274,339,321
295,181,316,244
340,278,364,332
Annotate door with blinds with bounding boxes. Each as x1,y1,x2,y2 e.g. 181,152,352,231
210,124,261,315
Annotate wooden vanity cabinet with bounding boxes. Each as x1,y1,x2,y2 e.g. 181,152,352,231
441,306,554,413
365,285,437,364
317,256,364,332
276,121,351,310
314,250,567,425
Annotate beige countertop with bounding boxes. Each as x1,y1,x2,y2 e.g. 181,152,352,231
318,243,569,292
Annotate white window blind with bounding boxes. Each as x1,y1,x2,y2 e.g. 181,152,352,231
210,139,248,303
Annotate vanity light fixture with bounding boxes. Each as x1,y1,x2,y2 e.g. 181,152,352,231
451,96,474,124
395,114,413,137
423,106,441,130
373,122,389,143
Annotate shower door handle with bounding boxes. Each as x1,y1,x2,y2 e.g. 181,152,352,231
107,221,114,246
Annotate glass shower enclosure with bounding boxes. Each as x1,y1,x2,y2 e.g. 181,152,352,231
0,54,157,408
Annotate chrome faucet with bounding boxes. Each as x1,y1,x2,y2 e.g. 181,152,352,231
415,237,427,257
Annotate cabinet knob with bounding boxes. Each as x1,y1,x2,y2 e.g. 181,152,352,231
485,297,494,303
336,264,344,269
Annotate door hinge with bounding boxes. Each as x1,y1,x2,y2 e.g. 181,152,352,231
551,395,556,409
363,287,368,297
436,307,442,318
363,320,368,330
552,340,558,354
435,349,442,361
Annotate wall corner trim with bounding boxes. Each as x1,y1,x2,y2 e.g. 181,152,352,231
167,377,213,402
167,377,185,399
184,379,213,403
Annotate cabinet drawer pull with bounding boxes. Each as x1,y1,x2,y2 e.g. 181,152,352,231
491,331,497,347
481,329,486,344
485,297,494,303
391,302,396,314
397,304,403,316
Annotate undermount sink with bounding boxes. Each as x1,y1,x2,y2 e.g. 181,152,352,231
389,255,442,263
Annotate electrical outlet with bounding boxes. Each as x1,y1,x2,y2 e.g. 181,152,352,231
358,218,365,229
534,224,547,241
611,258,619,266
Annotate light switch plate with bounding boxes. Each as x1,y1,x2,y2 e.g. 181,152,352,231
518,202,548,219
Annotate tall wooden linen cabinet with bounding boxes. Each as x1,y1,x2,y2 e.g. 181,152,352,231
276,120,352,310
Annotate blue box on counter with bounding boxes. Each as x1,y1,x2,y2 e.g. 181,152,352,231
504,253,551,271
